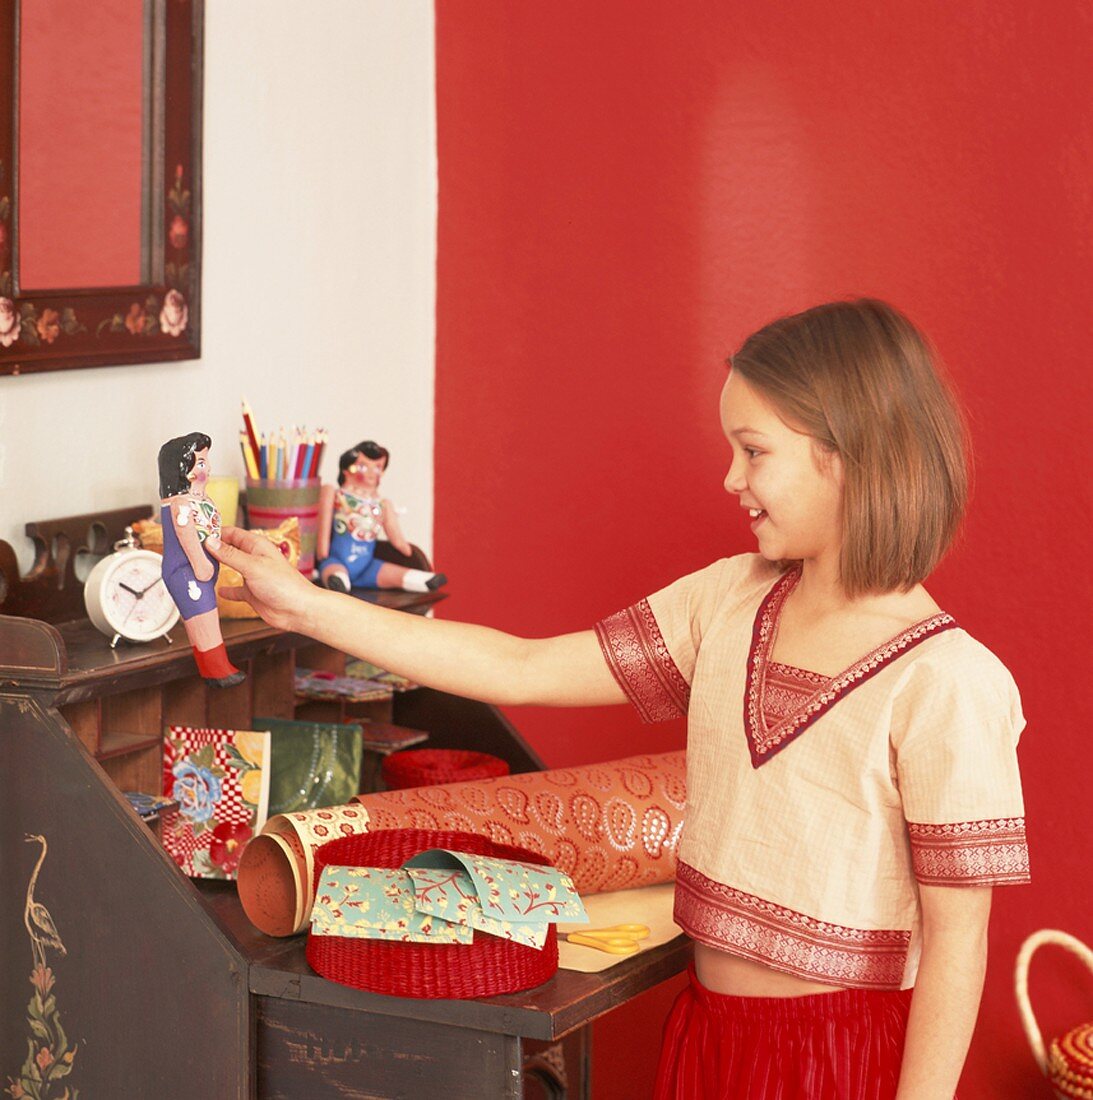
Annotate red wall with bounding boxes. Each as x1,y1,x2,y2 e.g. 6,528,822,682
434,4,1092,1097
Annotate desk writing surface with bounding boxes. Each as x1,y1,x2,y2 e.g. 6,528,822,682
196,880,690,1042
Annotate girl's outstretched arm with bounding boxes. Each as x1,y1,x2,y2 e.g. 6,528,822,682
207,525,627,709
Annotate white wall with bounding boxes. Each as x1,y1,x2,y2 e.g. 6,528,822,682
0,1,437,576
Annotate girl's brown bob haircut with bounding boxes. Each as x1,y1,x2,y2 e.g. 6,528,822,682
730,299,970,597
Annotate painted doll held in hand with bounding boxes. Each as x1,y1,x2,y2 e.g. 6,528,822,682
316,440,446,594
158,432,245,687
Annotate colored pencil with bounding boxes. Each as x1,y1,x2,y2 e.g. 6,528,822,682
241,398,261,466
237,406,325,484
287,430,300,481
239,430,258,479
310,429,326,478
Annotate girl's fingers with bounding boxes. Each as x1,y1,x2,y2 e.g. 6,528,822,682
204,536,236,566
218,525,278,557
216,584,249,603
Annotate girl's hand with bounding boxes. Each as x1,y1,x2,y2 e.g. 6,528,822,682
207,525,321,632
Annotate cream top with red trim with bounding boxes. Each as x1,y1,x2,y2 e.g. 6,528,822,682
594,554,1030,990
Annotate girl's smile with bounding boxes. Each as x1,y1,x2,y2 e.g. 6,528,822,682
719,371,843,569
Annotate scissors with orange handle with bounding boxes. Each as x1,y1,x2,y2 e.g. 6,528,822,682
565,924,651,955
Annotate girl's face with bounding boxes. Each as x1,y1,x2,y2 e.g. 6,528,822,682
345,454,385,493
187,447,210,496
719,371,843,566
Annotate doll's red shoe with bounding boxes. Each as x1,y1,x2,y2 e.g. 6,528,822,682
194,643,245,688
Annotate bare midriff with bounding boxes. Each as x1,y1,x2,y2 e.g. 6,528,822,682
693,941,848,997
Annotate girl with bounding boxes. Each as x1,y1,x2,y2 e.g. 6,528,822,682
208,299,1029,1099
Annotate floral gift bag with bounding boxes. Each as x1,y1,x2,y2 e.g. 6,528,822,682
160,726,272,879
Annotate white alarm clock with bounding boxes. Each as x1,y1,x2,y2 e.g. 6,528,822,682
83,527,181,648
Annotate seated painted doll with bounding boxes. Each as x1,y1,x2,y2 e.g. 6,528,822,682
158,432,245,687
316,440,446,594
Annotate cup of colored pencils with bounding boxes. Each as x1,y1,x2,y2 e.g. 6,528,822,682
239,399,326,575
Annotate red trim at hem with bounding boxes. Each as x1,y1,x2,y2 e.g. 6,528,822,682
674,861,910,990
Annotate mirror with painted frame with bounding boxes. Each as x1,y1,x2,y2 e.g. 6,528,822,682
0,0,202,376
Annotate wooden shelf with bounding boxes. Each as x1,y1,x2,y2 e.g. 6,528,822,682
96,729,163,760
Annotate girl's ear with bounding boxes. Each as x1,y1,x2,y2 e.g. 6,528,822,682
810,438,844,485
831,450,845,488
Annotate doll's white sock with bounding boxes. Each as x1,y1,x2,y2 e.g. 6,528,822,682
401,569,445,593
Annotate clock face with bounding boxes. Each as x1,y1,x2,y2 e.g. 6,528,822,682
86,550,181,642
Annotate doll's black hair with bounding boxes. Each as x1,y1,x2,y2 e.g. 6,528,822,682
158,432,212,498
337,440,390,486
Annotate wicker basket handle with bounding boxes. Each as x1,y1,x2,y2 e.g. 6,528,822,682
1014,929,1093,1073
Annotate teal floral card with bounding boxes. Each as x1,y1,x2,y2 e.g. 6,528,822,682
403,849,588,924
405,866,551,948
310,866,473,944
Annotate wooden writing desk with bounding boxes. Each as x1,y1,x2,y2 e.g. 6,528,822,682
0,507,688,1098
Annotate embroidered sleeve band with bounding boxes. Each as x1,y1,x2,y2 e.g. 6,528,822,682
906,818,1030,885
594,601,690,723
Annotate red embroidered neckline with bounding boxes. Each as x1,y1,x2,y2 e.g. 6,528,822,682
744,569,957,768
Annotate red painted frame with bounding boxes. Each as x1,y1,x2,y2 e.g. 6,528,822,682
0,0,202,376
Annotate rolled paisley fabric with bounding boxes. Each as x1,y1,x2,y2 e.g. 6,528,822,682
354,751,686,895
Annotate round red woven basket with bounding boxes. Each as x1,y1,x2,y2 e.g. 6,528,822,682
305,828,559,999
381,748,510,790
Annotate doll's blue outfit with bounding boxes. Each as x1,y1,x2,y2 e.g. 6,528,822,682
318,489,386,588
161,499,220,619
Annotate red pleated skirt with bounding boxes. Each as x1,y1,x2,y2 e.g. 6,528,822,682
654,965,925,1100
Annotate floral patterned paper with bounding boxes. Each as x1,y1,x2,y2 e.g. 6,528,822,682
160,727,271,879
406,866,550,948
403,849,588,924
310,866,473,944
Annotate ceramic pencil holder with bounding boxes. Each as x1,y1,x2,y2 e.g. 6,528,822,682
245,477,320,574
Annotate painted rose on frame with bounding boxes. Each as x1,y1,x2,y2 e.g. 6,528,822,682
168,215,188,250
124,303,146,335
36,308,60,344
159,289,188,336
0,296,20,346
